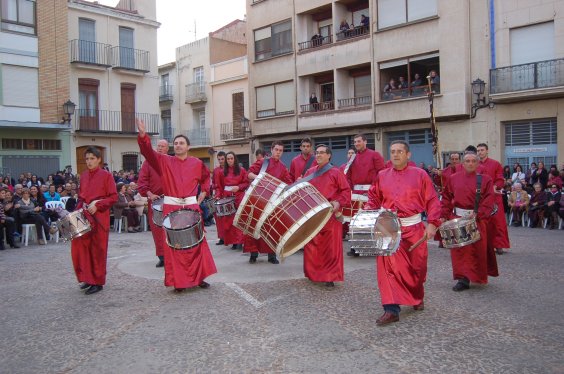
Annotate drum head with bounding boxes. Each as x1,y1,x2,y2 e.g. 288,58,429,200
279,203,332,258
216,197,235,205
163,209,200,231
374,211,401,252
152,198,164,212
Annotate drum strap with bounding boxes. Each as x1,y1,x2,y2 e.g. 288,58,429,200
286,162,333,191
259,157,271,175
474,175,482,214
343,153,356,175
300,155,315,177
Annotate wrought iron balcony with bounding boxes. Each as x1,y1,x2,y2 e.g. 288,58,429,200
185,128,210,146
220,121,251,141
159,85,174,102
338,96,372,109
69,39,111,67
298,35,333,51
336,25,369,42
185,82,207,103
490,58,564,95
300,101,334,113
74,109,159,135
110,46,150,73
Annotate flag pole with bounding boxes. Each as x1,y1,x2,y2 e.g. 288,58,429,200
427,75,441,169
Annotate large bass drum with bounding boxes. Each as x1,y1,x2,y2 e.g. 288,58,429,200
259,182,333,259
349,209,401,256
439,217,480,249
56,209,92,242
162,209,205,249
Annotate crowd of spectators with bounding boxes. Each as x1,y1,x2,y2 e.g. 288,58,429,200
382,70,440,101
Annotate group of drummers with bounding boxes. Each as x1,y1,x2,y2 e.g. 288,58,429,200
68,119,509,326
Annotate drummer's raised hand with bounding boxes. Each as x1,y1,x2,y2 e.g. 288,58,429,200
136,118,146,137
87,202,98,215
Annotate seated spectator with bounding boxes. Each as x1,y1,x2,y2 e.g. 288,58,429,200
339,19,350,35
428,70,440,93
0,188,20,249
383,78,397,100
26,175,42,188
43,184,61,202
30,185,56,224
511,165,526,185
114,182,141,233
15,188,56,244
508,182,529,226
546,183,561,229
548,169,562,190
128,184,147,218
528,183,547,228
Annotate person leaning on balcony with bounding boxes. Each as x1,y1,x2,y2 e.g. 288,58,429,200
360,14,370,30
309,92,319,111
428,70,440,93
383,78,397,100
508,182,529,226
339,19,350,35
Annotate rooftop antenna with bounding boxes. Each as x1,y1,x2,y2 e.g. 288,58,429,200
187,20,197,41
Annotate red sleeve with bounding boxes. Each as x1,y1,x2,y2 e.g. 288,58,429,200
365,180,382,210
248,159,263,175
289,158,297,182
216,171,225,199
334,171,351,210
280,167,292,184
238,168,249,191
372,152,385,183
137,162,150,196
440,178,455,220
94,172,118,212
138,135,163,175
477,176,495,220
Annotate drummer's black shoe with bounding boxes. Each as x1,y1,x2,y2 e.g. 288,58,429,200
495,248,504,255
79,282,91,290
174,288,186,293
347,250,360,257
9,242,20,249
268,255,279,265
452,281,470,292
85,285,103,295
216,239,224,245
232,244,243,250
325,282,335,287
199,281,210,289
155,258,164,268
249,256,257,264
376,312,399,326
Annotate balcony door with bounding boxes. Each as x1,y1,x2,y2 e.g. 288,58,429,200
79,18,96,63
119,26,135,69
121,83,136,133
78,79,99,131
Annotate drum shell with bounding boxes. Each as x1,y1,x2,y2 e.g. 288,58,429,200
215,197,236,217
152,198,164,227
56,209,92,241
260,182,333,259
439,217,481,249
162,209,205,249
349,209,401,256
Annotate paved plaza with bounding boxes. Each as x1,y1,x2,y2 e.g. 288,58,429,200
1,224,563,373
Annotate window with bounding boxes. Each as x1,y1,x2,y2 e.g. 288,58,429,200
377,0,437,29
198,110,206,130
1,0,36,35
43,139,61,150
1,65,38,107
78,78,99,131
194,66,204,91
510,22,554,66
379,53,439,101
256,81,295,118
254,19,292,61
1,138,22,149
122,153,139,173
119,26,134,69
78,18,96,63
1,138,60,150
505,119,557,146
354,75,371,99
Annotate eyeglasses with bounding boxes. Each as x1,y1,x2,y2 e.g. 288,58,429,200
315,151,328,155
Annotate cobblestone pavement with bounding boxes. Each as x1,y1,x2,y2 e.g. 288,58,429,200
1,224,563,373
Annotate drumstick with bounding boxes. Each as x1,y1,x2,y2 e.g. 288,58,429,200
408,236,427,252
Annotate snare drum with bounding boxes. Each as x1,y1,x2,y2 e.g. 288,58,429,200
234,173,287,238
215,197,236,217
152,197,164,227
203,197,216,215
439,217,480,249
342,194,368,223
56,209,92,242
349,209,401,256
162,209,204,249
259,182,333,259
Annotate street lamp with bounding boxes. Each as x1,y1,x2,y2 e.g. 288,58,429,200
62,100,76,124
470,78,494,118
241,116,251,137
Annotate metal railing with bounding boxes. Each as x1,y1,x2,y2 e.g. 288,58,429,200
69,39,111,66
300,101,335,113
110,46,150,72
185,82,207,103
184,128,210,146
490,58,564,94
220,121,251,141
336,25,369,42
298,35,333,51
159,85,174,102
380,85,432,101
338,96,372,108
74,109,159,134
161,126,175,143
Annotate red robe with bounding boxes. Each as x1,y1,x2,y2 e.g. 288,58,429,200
365,166,441,307
346,148,385,194
212,166,226,240
137,160,165,257
71,167,117,286
289,153,317,182
138,135,217,288
479,157,510,249
244,157,292,254
303,165,351,282
441,171,498,283
216,166,249,245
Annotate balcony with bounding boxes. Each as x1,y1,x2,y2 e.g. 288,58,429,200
380,86,430,102
185,82,207,104
489,58,564,102
338,95,371,109
159,85,174,103
185,128,210,146
300,101,335,113
74,110,159,135
162,125,175,143
69,39,111,67
336,25,369,42
220,121,251,141
298,35,333,52
110,46,150,73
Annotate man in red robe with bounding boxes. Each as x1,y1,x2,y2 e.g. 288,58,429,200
245,141,292,264
304,144,351,287
137,119,217,291
440,152,498,291
364,140,440,326
289,137,317,182
433,152,461,247
213,152,226,246
346,134,385,256
71,146,118,295
477,143,510,255
137,139,167,268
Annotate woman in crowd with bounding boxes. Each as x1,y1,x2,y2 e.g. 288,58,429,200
528,183,547,228
508,182,529,226
503,165,511,180
15,187,56,244
216,152,249,250
531,161,549,190
2,177,14,192
548,168,562,190
114,182,142,233
511,165,525,185
26,175,42,188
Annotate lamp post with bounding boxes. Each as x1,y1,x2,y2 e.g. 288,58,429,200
241,116,251,138
470,78,493,118
62,100,76,124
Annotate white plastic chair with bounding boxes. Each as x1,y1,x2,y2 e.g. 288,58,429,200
21,224,46,246
45,201,65,211
60,196,71,207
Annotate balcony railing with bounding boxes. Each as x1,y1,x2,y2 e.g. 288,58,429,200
336,25,369,42
185,128,210,146
490,58,564,94
300,101,335,113
162,125,175,143
159,85,174,102
338,96,372,109
380,85,433,101
220,121,251,141
110,46,150,72
74,109,159,134
185,82,207,103
298,35,333,51
69,39,111,67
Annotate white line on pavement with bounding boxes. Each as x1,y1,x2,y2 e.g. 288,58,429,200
225,282,263,308
108,254,137,260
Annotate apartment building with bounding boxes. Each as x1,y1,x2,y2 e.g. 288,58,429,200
0,0,72,178
246,0,563,169
68,0,160,174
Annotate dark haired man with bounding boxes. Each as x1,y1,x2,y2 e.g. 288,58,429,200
289,137,317,182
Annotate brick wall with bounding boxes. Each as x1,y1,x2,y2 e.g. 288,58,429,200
37,0,70,124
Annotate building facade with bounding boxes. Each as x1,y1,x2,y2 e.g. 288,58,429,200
246,0,563,169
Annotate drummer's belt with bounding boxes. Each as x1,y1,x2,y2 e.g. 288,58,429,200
398,213,422,227
163,196,198,206
351,193,368,202
455,207,474,218
353,184,371,191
